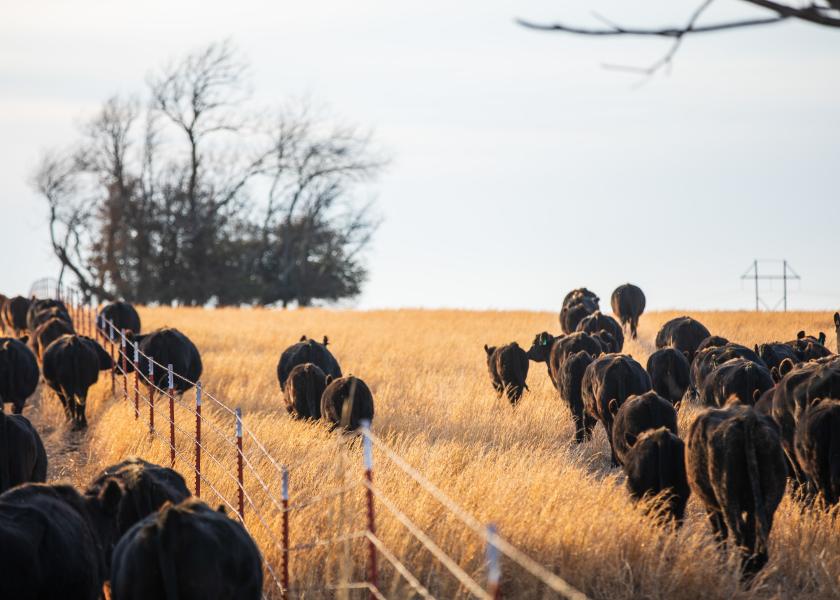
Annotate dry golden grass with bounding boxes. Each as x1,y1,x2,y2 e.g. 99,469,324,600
35,308,840,599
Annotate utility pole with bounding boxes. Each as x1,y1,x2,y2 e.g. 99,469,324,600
740,260,800,312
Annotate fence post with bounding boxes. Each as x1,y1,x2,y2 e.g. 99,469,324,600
486,524,501,600
361,420,378,599
236,407,244,522
281,467,290,599
148,360,155,434
133,342,140,419
168,364,175,468
109,322,116,396
121,329,128,399
195,382,202,498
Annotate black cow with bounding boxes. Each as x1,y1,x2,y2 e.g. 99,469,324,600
770,358,822,485
559,288,600,334
484,342,529,405
0,337,39,414
284,363,328,419
835,313,840,354
611,391,678,467
756,342,800,376
591,330,617,355
277,336,342,391
0,482,121,600
2,296,31,336
788,330,833,362
0,412,47,493
321,375,375,430
686,343,766,404
26,298,70,332
98,301,141,335
85,457,191,568
655,316,711,363
111,498,262,600
646,348,690,407
526,331,603,388
610,283,646,340
581,354,652,465
31,316,75,360
134,328,203,393
698,358,774,408
42,334,113,428
577,311,624,352
696,335,730,354
686,404,787,576
795,399,840,506
623,428,690,523
558,351,596,443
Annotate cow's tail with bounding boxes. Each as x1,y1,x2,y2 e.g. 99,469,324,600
0,412,9,492
154,505,181,600
655,429,671,494
829,405,840,504
744,412,770,556
305,367,318,418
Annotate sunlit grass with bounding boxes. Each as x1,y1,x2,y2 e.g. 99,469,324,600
41,307,840,599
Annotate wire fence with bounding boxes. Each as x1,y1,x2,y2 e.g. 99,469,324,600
50,287,587,600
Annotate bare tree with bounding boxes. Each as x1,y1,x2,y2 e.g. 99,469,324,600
518,1,840,76
33,41,385,307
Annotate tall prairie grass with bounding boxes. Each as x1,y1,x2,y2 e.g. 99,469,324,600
39,308,840,599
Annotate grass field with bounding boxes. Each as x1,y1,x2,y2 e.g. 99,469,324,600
34,308,840,599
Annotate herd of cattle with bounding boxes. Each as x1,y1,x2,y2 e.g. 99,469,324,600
485,284,840,577
2,285,840,594
0,291,377,599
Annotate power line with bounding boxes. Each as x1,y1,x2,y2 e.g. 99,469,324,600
740,259,800,311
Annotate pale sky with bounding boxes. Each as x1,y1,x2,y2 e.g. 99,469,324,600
2,1,839,311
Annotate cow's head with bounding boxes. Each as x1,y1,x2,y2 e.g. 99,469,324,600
526,332,554,363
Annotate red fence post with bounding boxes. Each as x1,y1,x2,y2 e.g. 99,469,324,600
168,364,175,468
361,420,378,599
121,329,128,400
133,342,140,419
486,524,502,600
148,361,155,434
236,407,244,522
281,467,290,599
195,382,202,498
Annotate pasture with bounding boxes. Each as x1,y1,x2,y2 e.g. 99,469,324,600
31,307,840,599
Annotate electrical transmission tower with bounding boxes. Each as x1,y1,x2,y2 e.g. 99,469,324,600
740,260,800,311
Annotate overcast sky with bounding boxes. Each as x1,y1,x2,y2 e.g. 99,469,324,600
2,0,839,311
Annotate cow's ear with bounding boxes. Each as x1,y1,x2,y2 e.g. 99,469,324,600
753,389,761,404
99,479,123,515
299,335,307,342
608,399,619,415
322,336,329,347
754,344,759,354
624,432,636,448
325,375,333,386
819,332,826,345
779,358,794,377
217,504,227,515
673,399,682,411
834,313,840,328
771,367,780,382
797,330,806,340
18,335,29,344
484,344,491,356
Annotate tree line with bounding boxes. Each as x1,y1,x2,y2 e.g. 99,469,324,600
34,41,385,307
